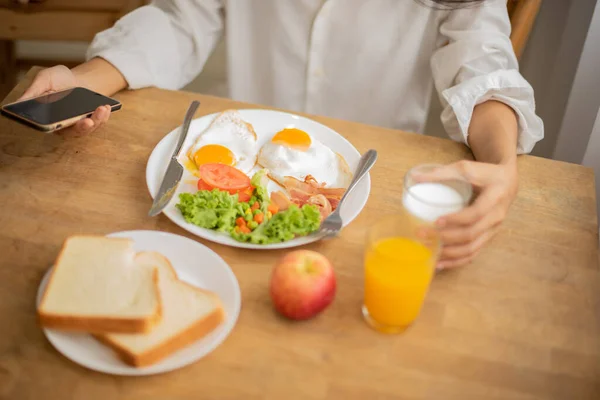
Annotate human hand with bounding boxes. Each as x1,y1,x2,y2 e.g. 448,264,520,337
422,160,519,270
17,65,111,134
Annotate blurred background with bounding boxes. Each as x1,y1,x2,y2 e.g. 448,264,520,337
1,0,599,218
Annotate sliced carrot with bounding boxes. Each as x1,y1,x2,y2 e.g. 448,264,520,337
239,225,251,234
238,190,251,202
267,202,279,215
236,217,246,227
251,201,260,211
254,212,264,224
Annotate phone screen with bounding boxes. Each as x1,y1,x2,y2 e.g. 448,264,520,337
2,87,120,125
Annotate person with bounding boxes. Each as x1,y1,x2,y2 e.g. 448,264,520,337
18,0,544,269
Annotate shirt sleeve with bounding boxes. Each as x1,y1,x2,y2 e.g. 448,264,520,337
430,0,544,154
86,0,224,90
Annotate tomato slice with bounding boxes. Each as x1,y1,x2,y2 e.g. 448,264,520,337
197,179,214,191
199,163,251,191
197,167,254,201
198,177,254,202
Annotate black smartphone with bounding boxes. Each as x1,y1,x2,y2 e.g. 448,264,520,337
0,87,122,132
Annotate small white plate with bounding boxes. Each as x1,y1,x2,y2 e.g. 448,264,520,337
146,109,371,249
37,230,241,376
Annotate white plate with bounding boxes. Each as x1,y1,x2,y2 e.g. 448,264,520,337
146,109,371,249
37,230,241,376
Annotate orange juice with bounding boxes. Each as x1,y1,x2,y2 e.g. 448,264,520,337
363,237,435,332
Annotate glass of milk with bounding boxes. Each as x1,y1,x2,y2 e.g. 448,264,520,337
402,164,473,224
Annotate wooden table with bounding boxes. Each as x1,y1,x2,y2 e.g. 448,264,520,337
1,68,599,400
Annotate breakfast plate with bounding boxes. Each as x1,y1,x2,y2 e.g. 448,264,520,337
146,109,371,249
36,230,241,376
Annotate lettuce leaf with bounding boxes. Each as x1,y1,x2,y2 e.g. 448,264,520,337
251,169,270,214
176,189,243,233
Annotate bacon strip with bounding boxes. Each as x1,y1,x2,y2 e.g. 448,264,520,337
270,191,292,211
303,176,346,197
269,176,346,220
288,188,311,203
306,194,332,220
283,176,345,212
327,197,340,210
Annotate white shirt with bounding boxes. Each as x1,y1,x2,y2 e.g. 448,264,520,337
87,0,544,154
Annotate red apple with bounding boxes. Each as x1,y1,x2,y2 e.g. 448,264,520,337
269,250,336,320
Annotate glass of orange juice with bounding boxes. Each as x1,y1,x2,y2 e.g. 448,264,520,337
362,210,441,334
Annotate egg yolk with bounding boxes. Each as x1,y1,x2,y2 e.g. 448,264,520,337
271,128,311,150
193,144,235,167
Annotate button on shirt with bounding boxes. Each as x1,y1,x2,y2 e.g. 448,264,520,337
87,0,544,154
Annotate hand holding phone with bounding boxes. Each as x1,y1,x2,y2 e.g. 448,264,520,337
1,87,121,133
3,65,120,133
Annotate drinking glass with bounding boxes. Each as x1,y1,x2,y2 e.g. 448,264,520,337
362,210,440,334
402,163,473,224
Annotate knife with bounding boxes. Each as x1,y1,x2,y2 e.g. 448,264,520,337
148,100,200,217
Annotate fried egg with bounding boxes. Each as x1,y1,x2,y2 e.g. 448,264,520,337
258,128,352,188
180,110,258,175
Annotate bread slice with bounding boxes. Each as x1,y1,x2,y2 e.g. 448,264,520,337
38,236,162,334
96,251,226,367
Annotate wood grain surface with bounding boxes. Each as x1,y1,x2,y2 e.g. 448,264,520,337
0,68,599,400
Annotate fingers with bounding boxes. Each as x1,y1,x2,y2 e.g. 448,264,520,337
73,118,94,134
440,228,492,260
438,186,504,228
435,188,506,268
72,105,111,134
438,207,505,245
437,226,500,270
418,161,518,270
91,105,111,127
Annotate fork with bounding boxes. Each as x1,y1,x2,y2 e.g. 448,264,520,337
317,149,378,238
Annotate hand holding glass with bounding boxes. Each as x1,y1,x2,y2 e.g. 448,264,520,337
362,164,472,334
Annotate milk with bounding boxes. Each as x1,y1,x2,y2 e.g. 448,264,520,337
402,182,466,222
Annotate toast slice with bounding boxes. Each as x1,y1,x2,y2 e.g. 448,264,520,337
38,236,162,334
96,251,226,367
